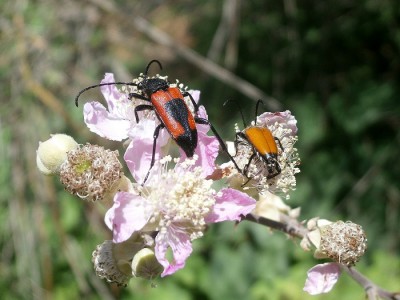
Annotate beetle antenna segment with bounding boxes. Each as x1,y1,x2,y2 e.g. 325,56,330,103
74,82,137,107
254,99,265,124
145,59,163,76
223,99,247,128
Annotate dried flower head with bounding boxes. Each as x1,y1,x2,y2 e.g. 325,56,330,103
92,234,157,285
92,240,132,286
59,144,123,202
318,221,367,266
306,220,367,266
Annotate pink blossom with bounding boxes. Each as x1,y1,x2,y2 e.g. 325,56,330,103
105,156,256,277
303,263,341,295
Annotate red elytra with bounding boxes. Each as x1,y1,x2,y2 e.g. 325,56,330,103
75,60,241,184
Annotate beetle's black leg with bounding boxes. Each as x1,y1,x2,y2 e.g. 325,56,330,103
195,117,242,173
274,161,282,177
183,91,200,115
142,123,164,185
243,153,256,178
134,105,154,123
274,137,284,152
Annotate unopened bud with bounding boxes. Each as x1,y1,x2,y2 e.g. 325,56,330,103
131,248,163,279
36,134,78,174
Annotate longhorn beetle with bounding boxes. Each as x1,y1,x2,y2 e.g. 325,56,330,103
225,99,283,183
75,60,241,183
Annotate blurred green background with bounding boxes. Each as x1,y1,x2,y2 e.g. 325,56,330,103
1,0,399,299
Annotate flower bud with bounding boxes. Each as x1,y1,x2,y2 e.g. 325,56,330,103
253,191,300,222
131,248,163,279
36,134,78,175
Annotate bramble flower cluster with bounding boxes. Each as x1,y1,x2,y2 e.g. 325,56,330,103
36,69,368,295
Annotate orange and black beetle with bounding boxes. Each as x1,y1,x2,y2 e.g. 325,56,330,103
227,99,283,180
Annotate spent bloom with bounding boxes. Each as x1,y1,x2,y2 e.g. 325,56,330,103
105,155,256,277
92,240,132,286
92,232,162,286
304,219,367,266
59,144,124,202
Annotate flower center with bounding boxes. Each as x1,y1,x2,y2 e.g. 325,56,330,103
146,156,216,240
74,159,92,174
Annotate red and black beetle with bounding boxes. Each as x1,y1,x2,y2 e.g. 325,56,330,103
75,60,240,183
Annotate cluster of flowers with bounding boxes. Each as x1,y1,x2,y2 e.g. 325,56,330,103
36,72,367,295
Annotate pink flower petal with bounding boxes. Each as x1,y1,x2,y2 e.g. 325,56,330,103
124,140,156,184
100,73,132,114
205,188,256,223
196,105,208,123
155,226,193,277
179,104,219,176
105,192,151,243
188,90,200,104
125,119,169,183
82,73,137,141
179,124,219,177
303,263,341,295
83,102,130,141
257,110,298,135
194,131,219,176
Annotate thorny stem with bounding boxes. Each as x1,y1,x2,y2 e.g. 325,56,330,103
243,212,400,300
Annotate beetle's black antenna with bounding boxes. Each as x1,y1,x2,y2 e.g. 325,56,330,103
254,99,265,124
74,82,137,107
145,60,163,76
223,99,247,128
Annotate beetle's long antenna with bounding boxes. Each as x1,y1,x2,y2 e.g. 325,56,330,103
223,99,247,128
75,82,137,107
145,60,163,76
254,99,265,124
